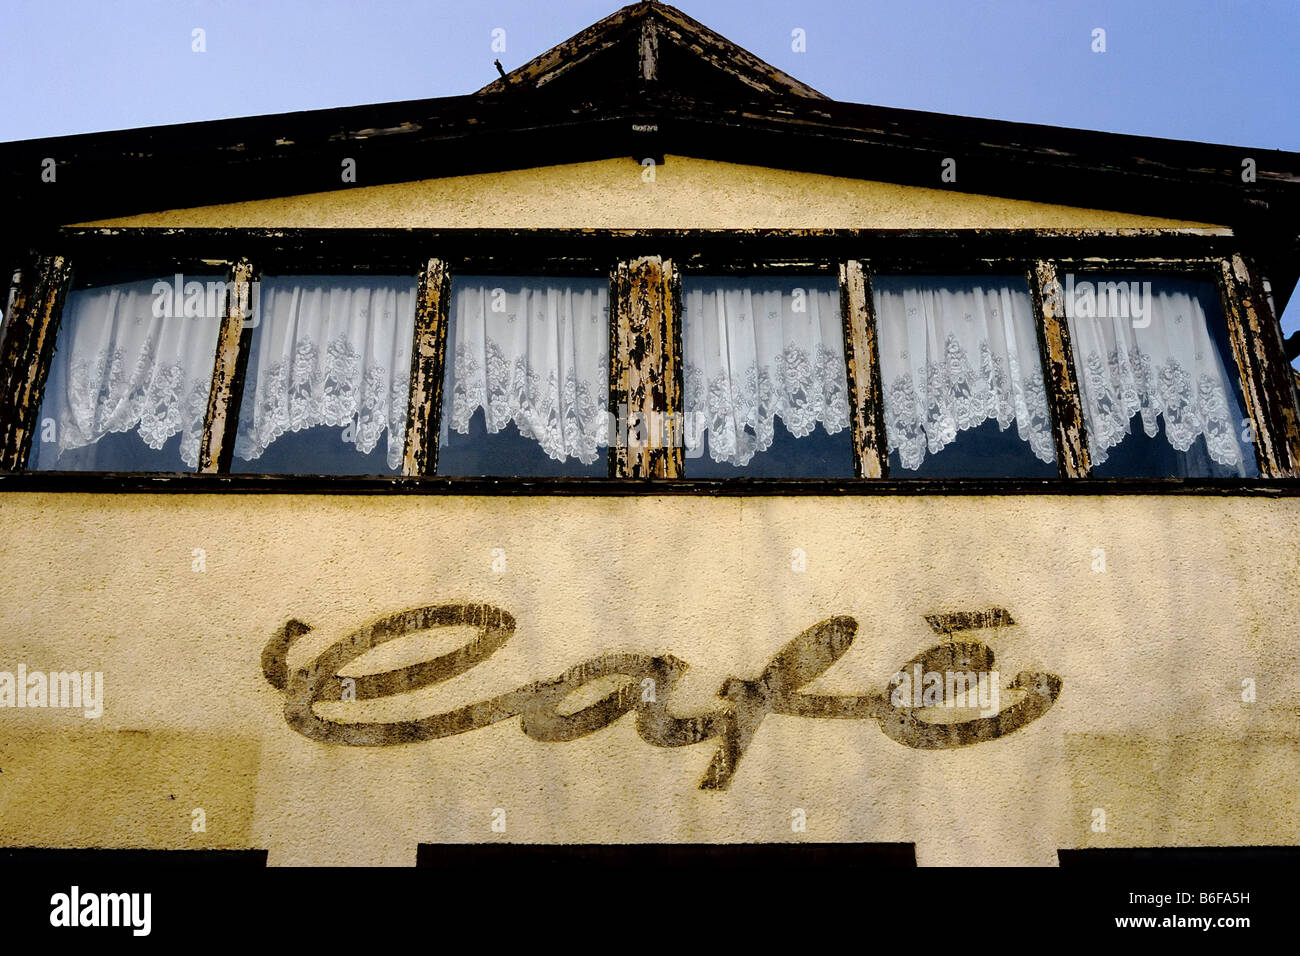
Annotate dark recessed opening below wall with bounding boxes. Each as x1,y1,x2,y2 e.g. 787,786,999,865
1058,846,1300,866
416,842,917,869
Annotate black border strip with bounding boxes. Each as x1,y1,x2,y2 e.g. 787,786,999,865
1059,847,1300,866
416,842,917,868
0,848,268,867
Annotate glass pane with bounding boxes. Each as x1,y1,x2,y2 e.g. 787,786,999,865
437,276,609,477
682,276,852,478
874,275,1056,477
28,275,223,472
1063,274,1258,478
232,275,417,475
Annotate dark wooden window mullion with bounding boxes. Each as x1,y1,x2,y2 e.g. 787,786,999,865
1216,252,1300,478
401,258,452,477
2,257,22,332
197,257,257,474
1029,260,1091,478
0,253,73,471
606,264,619,479
838,259,887,478
611,255,683,478
0,254,27,438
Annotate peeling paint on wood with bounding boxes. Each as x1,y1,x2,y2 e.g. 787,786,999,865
0,254,71,470
839,260,887,478
612,255,683,478
1030,260,1091,478
639,15,658,83
401,258,451,477
48,227,1243,280
197,258,256,474
1218,254,1300,478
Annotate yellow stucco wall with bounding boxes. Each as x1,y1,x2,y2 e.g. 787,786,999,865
79,155,1221,230
0,492,1295,865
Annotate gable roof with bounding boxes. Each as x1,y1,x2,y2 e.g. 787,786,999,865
475,1,826,100
2,0,1297,303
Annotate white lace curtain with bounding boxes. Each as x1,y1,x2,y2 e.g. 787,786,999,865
234,276,417,470
447,278,609,465
1066,281,1245,472
874,277,1055,471
683,280,849,466
38,279,222,469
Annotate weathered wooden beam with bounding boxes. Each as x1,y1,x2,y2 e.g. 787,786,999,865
611,255,683,478
1030,260,1091,478
50,227,1241,278
639,15,658,83
2,471,1294,498
0,253,72,470
197,258,256,473
0,257,27,416
1217,253,1300,478
838,260,887,478
401,258,452,476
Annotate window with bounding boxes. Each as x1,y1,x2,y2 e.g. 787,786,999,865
437,276,610,477
681,276,853,477
7,233,1287,487
231,275,417,475
1063,274,1258,478
28,274,223,472
873,275,1056,477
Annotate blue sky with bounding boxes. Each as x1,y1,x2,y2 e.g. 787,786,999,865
2,0,1297,340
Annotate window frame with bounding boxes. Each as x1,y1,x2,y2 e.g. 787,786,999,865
1047,255,1292,478
0,226,1294,494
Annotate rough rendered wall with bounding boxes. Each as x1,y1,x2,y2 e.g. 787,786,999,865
0,493,1296,865
80,155,1219,230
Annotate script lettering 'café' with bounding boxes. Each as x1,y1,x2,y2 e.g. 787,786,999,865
261,603,1063,789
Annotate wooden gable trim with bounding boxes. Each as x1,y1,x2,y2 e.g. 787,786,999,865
475,2,826,100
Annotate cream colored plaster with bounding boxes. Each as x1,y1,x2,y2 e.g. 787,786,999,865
0,492,1293,865
77,155,1222,230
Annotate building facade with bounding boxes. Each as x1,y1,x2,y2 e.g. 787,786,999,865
1,2,1298,866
